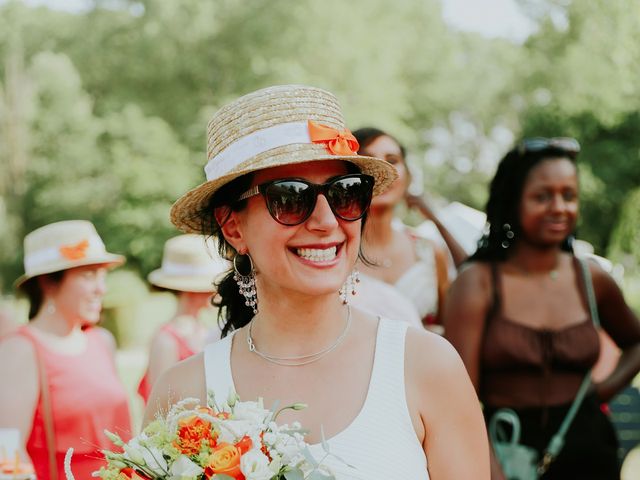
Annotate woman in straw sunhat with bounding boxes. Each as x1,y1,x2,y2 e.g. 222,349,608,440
143,85,489,479
137,234,229,404
0,220,132,480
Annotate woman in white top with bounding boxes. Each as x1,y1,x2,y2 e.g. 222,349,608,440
144,85,489,479
352,128,468,331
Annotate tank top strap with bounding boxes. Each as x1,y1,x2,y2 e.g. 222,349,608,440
13,325,40,349
160,323,196,358
358,318,412,422
487,262,502,321
203,332,236,405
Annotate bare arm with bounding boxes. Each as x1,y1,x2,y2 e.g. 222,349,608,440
433,243,450,327
146,329,180,394
0,336,39,464
442,263,506,480
405,194,468,267
442,263,492,388
590,261,640,402
406,329,489,478
142,352,206,427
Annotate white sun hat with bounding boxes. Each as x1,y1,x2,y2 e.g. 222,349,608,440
147,234,230,292
15,220,125,288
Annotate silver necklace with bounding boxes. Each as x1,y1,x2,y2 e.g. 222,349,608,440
246,305,352,366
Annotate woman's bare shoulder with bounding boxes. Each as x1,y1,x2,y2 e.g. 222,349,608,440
405,327,481,416
406,327,465,377
143,352,207,424
0,331,36,364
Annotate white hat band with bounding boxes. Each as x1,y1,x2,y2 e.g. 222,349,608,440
160,260,226,277
24,235,107,272
204,121,311,181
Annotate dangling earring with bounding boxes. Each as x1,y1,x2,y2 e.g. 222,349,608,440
233,253,258,315
501,223,515,249
45,300,56,316
339,269,360,304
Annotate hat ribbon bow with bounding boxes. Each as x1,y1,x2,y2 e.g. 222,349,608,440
308,120,359,156
59,239,89,260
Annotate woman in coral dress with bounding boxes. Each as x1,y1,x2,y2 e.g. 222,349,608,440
0,220,132,479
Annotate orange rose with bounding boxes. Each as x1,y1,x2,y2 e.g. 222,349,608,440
204,443,244,480
118,468,152,480
174,415,217,455
235,435,253,455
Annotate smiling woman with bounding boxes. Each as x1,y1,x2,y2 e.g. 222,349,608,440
0,220,132,480
443,138,640,479
143,85,490,479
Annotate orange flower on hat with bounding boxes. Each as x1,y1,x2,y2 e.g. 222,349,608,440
174,415,217,455
308,120,359,156
59,239,89,260
203,443,244,479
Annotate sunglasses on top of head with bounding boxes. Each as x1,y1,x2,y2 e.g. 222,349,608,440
517,137,581,158
237,173,374,226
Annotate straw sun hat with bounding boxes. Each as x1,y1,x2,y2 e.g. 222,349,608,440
148,234,230,292
15,220,125,288
170,84,398,233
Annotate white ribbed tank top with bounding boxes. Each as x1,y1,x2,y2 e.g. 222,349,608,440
204,318,429,480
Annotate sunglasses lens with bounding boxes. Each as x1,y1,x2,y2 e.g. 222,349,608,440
327,176,373,221
262,175,373,226
264,181,313,225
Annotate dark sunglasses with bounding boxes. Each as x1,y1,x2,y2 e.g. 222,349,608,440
517,137,581,158
237,173,374,226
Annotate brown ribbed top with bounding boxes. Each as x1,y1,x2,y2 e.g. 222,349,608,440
480,259,600,408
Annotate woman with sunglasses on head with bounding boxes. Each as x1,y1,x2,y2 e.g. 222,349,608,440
0,220,132,480
443,138,640,479
352,128,468,332
144,85,489,479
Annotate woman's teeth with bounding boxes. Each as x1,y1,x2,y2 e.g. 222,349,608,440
296,246,337,262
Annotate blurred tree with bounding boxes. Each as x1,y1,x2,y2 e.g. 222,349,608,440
514,0,640,254
609,188,640,273
0,47,197,291
1,0,639,290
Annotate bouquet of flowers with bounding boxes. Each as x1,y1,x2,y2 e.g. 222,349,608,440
64,391,340,480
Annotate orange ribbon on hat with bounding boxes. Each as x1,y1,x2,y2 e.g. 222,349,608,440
308,120,359,156
59,239,89,260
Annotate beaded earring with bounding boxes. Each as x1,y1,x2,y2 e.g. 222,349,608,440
339,269,360,304
501,223,515,249
233,253,258,315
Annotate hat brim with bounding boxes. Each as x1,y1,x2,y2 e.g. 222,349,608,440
148,269,227,293
14,253,126,290
170,148,397,234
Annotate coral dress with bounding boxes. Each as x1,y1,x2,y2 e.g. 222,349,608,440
17,326,131,480
137,323,196,403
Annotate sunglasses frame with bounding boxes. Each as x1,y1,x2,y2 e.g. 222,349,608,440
517,137,581,158
237,173,374,226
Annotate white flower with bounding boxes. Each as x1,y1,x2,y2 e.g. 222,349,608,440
169,455,204,479
123,436,167,475
217,419,257,443
232,400,270,425
272,433,304,463
240,449,273,480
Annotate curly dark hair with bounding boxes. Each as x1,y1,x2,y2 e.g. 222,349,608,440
470,143,578,262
